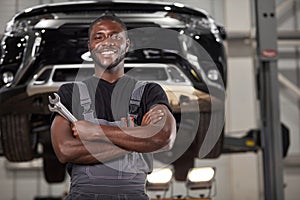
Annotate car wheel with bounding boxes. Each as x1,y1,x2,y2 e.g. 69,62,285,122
40,130,66,183
195,111,224,158
43,155,66,183
0,114,34,161
203,128,224,158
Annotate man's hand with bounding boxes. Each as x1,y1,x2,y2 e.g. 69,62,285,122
141,108,165,126
72,120,102,140
51,115,128,164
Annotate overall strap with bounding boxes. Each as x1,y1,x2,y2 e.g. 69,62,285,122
129,81,147,119
129,80,153,172
75,82,96,122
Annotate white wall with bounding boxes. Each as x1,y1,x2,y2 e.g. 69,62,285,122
277,1,300,200
0,158,68,200
222,1,262,200
0,1,17,33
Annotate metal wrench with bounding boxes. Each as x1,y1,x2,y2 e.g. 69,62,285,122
48,93,77,123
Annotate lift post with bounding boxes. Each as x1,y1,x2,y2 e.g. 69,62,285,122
254,0,284,199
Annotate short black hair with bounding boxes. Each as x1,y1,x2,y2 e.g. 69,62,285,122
88,12,128,38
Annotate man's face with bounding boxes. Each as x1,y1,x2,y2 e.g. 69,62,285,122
89,19,129,70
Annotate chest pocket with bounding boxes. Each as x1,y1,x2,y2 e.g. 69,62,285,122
75,80,152,180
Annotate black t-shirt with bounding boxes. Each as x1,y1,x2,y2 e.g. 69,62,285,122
54,75,171,124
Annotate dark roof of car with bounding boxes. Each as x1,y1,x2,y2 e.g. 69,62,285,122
14,0,209,20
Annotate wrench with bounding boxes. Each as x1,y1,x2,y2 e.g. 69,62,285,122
48,93,77,123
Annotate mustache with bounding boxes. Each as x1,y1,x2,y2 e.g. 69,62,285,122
92,43,118,53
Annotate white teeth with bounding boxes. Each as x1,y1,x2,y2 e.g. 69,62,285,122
101,51,115,55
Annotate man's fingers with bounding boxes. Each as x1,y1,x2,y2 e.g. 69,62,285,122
141,108,166,125
151,116,163,124
150,110,165,118
148,110,165,124
121,117,128,127
72,127,78,137
71,124,77,136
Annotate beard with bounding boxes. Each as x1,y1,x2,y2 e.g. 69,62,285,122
90,47,126,70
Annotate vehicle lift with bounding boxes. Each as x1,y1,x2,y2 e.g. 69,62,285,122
146,0,286,199
255,0,284,199
152,0,285,199
159,0,285,199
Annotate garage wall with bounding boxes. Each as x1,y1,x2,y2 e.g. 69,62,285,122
223,1,262,200
276,1,300,155
277,1,300,200
0,158,69,199
0,0,43,32
0,1,17,34
224,1,300,200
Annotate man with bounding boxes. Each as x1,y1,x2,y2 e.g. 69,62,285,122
51,13,176,200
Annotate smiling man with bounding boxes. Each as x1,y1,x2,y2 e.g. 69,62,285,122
89,15,129,72
50,13,176,200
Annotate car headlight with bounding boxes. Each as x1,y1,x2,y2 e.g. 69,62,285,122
5,14,54,36
5,19,31,36
2,71,14,84
186,15,222,42
207,69,219,81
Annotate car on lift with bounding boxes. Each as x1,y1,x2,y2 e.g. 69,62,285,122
0,1,227,183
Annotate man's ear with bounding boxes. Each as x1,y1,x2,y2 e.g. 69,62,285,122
125,39,130,52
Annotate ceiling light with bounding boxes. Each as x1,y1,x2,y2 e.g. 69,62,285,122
186,167,216,190
146,168,173,191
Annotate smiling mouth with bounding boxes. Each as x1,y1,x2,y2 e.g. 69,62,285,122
100,49,117,55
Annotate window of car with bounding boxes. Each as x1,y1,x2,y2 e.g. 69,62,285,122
167,66,186,83
125,67,168,81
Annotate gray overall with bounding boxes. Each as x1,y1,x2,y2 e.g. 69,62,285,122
65,80,152,200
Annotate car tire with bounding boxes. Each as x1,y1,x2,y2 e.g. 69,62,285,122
195,111,224,158
0,114,34,161
43,155,66,183
203,128,224,158
40,131,66,183
171,112,224,181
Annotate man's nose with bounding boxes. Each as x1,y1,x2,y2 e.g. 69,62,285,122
102,36,115,46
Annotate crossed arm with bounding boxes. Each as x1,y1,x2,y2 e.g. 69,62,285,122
51,104,176,164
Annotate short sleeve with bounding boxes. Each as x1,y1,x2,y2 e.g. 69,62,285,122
143,83,172,113
49,83,75,123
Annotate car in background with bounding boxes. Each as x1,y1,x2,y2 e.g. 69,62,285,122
0,1,226,182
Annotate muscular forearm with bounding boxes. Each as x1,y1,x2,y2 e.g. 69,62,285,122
51,115,128,164
63,138,129,164
70,140,128,164
74,105,176,153
74,124,162,153
101,125,170,152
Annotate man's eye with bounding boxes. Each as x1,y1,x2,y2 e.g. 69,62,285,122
95,36,104,40
111,34,122,40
